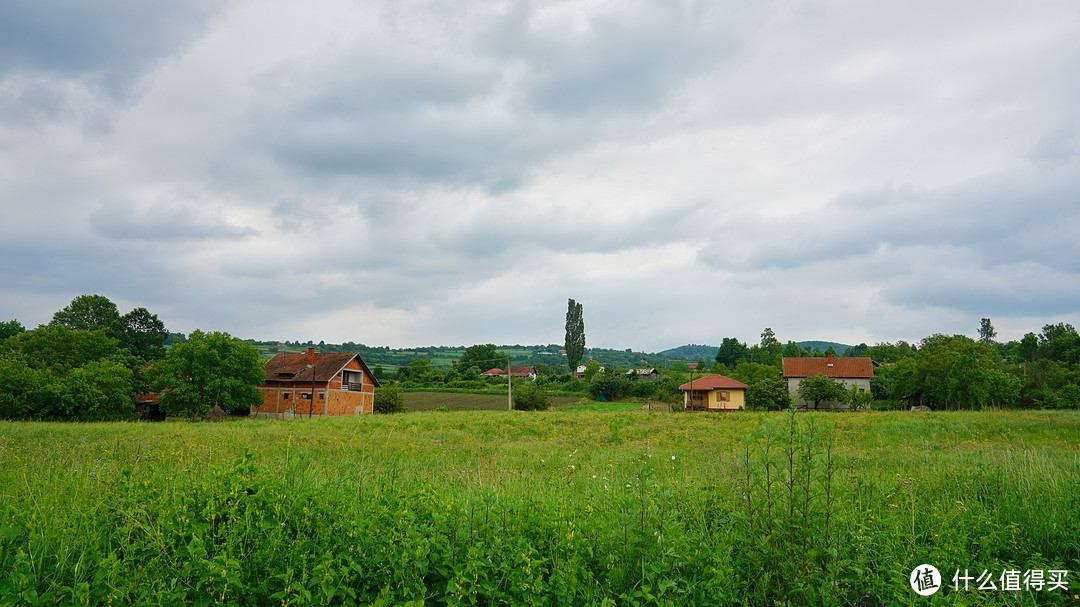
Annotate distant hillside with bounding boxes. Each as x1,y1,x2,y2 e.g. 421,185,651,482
656,344,719,360
795,341,852,355
241,339,856,372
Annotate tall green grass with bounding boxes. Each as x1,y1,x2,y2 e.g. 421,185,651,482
0,411,1078,605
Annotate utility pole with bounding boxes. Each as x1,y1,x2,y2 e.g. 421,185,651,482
507,357,513,411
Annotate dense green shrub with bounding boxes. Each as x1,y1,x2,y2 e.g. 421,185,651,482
745,376,791,411
373,382,406,413
511,380,550,411
588,373,629,401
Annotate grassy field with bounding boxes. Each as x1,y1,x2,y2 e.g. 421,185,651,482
402,392,583,412
1,410,1079,606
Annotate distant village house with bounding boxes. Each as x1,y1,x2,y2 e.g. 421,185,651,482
782,354,873,411
625,368,661,380
480,366,538,379
253,348,380,417
679,375,748,412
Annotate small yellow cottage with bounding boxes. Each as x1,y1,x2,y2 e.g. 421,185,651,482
679,375,748,412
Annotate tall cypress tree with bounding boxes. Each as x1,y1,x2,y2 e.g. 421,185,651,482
564,298,585,372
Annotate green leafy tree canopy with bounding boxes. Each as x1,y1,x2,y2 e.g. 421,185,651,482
745,376,791,411
797,374,848,410
458,344,507,373
0,320,25,341
151,330,265,418
715,337,751,367
51,294,123,336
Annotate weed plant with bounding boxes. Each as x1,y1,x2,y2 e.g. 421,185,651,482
0,411,1078,605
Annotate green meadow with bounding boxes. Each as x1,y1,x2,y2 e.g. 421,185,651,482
1,410,1078,606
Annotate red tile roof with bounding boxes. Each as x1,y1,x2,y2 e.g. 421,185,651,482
782,357,873,379
262,351,380,386
679,375,749,391
481,366,537,377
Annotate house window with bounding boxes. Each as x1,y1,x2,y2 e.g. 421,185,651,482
283,392,290,399
319,393,325,400
718,391,729,401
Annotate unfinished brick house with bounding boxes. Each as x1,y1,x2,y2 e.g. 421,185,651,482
252,348,380,418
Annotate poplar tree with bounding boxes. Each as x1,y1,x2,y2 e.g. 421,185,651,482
564,298,585,372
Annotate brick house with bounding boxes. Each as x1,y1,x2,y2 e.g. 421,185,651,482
679,375,748,411
782,354,873,410
252,348,380,417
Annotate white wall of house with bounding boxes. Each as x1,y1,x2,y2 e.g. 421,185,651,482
787,377,871,410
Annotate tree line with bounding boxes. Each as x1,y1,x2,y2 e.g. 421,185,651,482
3,294,1077,419
716,322,1079,411
0,295,265,421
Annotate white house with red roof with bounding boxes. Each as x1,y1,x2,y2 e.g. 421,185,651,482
782,354,874,410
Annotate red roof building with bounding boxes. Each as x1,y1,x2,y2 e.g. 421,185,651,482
253,348,380,417
481,366,537,379
678,375,748,412
782,354,873,410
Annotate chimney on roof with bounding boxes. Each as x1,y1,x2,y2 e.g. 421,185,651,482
827,353,834,367
307,347,315,366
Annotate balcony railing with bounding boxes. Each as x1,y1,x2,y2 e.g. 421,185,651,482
342,382,364,391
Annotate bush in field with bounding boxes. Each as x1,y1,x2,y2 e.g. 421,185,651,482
588,373,629,401
745,376,791,411
652,376,685,402
629,379,656,398
374,383,406,413
512,380,550,411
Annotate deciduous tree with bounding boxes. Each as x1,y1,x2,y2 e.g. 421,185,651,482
121,307,169,361
753,328,783,367
459,344,506,373
796,374,847,410
51,294,123,339
745,376,791,411
151,330,264,418
715,337,751,367
978,318,997,344
0,320,24,341
894,334,1020,410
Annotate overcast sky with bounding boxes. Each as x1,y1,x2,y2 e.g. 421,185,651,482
2,0,1078,352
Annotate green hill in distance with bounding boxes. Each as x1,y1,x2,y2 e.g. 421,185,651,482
241,339,855,371
796,341,852,355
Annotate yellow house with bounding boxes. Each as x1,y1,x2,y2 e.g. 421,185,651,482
679,375,748,411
